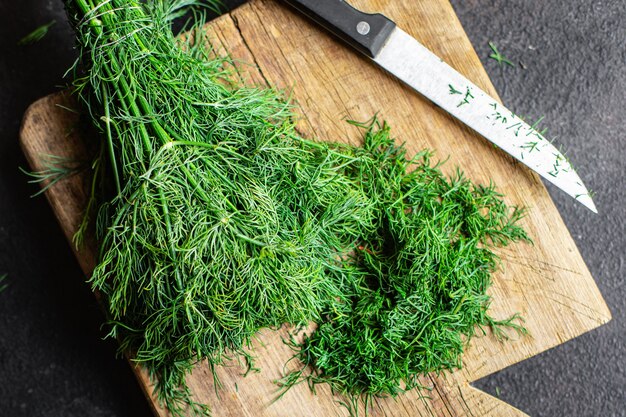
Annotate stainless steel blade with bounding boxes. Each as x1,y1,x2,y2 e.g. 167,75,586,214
374,28,596,213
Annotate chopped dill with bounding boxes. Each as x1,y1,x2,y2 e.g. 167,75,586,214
60,0,530,415
278,123,530,414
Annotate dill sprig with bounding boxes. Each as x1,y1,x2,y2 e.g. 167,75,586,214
0,274,7,293
488,41,515,67
18,20,57,45
62,1,530,415
278,122,530,413
21,154,85,196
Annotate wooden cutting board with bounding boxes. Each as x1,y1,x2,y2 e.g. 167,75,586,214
19,0,611,416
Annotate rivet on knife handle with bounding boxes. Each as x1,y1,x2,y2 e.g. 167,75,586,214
283,0,597,213
282,0,396,58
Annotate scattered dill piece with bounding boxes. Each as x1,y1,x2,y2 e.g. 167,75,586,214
488,41,515,67
449,84,463,95
18,20,56,45
278,122,530,413
0,275,7,293
21,154,84,197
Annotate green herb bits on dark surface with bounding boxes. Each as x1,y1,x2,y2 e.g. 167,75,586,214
63,0,530,415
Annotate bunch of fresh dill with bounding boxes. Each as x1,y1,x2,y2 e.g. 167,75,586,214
66,0,373,413
62,0,529,415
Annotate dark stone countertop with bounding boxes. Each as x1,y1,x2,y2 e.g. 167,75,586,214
0,1,623,416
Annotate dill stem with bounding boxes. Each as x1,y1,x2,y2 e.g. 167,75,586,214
83,0,229,212
73,0,93,18
96,4,217,208
78,0,153,154
82,1,200,292
102,86,122,195
234,233,266,248
133,93,218,206
159,187,184,291
452,293,468,315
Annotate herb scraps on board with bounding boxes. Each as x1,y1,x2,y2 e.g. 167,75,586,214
59,0,530,415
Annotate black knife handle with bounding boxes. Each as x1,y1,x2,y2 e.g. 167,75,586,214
282,0,396,58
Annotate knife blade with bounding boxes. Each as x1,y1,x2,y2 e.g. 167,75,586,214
282,0,597,213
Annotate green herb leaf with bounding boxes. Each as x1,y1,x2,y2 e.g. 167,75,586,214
0,274,7,293
18,20,56,46
21,154,84,197
488,41,515,67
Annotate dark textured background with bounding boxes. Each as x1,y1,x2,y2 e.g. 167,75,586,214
0,1,623,416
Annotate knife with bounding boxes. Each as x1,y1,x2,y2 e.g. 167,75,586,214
282,0,597,213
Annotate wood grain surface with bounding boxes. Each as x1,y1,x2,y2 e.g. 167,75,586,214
19,0,611,416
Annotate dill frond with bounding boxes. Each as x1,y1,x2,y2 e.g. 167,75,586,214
18,20,56,45
0,274,7,293
22,154,85,197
